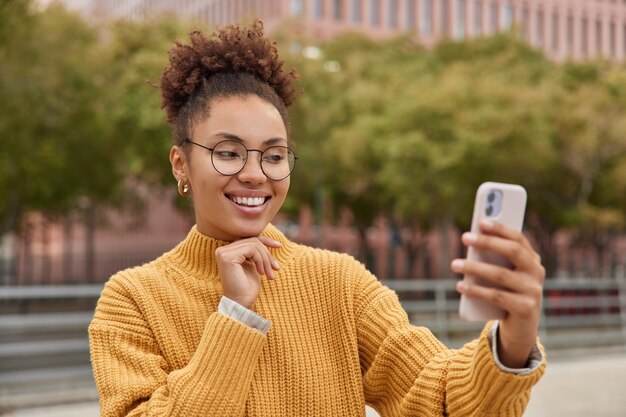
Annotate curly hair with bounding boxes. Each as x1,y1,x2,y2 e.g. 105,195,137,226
160,20,299,145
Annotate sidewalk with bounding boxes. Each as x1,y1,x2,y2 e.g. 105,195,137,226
2,402,99,417
524,350,626,417
5,352,626,417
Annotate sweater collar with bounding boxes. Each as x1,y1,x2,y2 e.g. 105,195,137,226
168,223,298,278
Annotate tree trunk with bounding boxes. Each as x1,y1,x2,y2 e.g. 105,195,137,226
357,225,374,273
437,218,453,279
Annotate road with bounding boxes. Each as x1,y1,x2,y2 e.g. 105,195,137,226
4,351,626,417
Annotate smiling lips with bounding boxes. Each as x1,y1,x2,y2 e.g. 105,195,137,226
227,194,270,207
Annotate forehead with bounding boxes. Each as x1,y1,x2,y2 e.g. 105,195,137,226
193,95,287,144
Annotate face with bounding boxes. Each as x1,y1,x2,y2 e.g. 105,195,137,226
170,95,290,241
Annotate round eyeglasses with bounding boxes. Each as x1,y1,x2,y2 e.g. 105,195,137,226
184,139,297,181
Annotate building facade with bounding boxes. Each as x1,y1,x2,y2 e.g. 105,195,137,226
303,0,626,61
59,0,626,62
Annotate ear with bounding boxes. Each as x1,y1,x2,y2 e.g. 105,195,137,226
170,145,188,181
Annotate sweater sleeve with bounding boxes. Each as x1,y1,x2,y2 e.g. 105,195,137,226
88,276,267,417
354,268,546,417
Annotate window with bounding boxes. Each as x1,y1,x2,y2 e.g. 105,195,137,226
596,19,603,56
489,1,498,33
441,0,450,37
582,17,588,57
291,0,303,17
333,0,343,21
623,23,626,57
502,2,514,30
552,12,560,54
522,6,529,40
473,0,482,36
420,0,433,36
388,0,398,28
313,0,324,19
406,0,416,30
566,14,574,56
370,0,380,26
454,0,466,39
350,0,362,23
537,9,544,47
610,21,616,57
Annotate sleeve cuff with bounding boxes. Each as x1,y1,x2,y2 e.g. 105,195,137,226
218,296,272,335
489,321,544,375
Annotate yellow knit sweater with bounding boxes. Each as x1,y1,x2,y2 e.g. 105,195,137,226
89,224,545,416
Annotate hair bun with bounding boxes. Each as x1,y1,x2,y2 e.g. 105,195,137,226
160,20,298,124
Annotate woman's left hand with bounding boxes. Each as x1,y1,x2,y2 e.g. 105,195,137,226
451,219,545,369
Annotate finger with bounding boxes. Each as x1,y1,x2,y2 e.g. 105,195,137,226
255,238,280,271
462,232,536,271
246,238,280,274
456,281,540,319
248,247,271,278
479,220,539,260
258,236,282,248
258,246,278,280
247,241,279,275
263,248,278,280
219,239,279,277
451,259,520,292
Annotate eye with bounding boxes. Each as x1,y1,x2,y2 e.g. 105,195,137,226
215,150,241,159
213,141,245,160
263,147,288,164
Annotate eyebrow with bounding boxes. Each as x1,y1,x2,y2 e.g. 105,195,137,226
213,132,287,146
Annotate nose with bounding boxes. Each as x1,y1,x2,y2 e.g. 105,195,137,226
236,150,267,184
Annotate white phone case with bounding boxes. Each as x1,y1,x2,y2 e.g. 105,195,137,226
459,182,527,321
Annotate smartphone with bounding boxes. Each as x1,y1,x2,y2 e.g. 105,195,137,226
458,182,527,321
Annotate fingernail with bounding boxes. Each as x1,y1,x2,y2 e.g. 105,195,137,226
463,232,478,243
451,259,465,271
272,260,280,269
456,281,469,292
480,219,494,229
273,240,282,246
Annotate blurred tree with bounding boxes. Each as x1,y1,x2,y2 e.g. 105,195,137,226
101,17,188,186
98,16,192,216
551,66,626,275
3,3,626,279
0,2,195,238
289,32,560,273
286,33,429,260
0,0,123,236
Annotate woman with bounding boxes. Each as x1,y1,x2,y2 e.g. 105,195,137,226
89,21,545,416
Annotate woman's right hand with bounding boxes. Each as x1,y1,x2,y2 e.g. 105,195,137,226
214,236,281,310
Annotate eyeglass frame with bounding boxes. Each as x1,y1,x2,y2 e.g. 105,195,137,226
183,138,298,181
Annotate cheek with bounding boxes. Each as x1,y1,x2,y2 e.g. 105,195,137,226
276,179,290,198
192,169,228,198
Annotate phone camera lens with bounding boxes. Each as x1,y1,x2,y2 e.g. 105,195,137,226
487,192,496,203
486,205,493,216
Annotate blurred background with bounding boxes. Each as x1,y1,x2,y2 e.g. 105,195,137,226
1,0,626,416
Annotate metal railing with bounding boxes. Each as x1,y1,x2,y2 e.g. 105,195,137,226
382,277,626,349
1,277,626,410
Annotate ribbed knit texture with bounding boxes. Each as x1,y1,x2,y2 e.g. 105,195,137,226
89,224,545,416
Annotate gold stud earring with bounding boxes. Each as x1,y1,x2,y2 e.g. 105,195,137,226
177,179,190,196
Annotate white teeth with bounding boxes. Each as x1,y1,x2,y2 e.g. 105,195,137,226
230,196,266,207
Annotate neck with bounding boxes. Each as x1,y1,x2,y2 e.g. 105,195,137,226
167,223,297,278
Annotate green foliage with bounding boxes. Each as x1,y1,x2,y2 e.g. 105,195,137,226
2,3,626,255
286,29,626,248
100,17,188,185
0,2,194,233
0,1,118,232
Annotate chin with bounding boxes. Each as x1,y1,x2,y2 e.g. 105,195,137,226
231,221,270,239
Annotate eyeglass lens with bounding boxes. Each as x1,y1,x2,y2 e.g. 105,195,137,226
211,140,296,180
